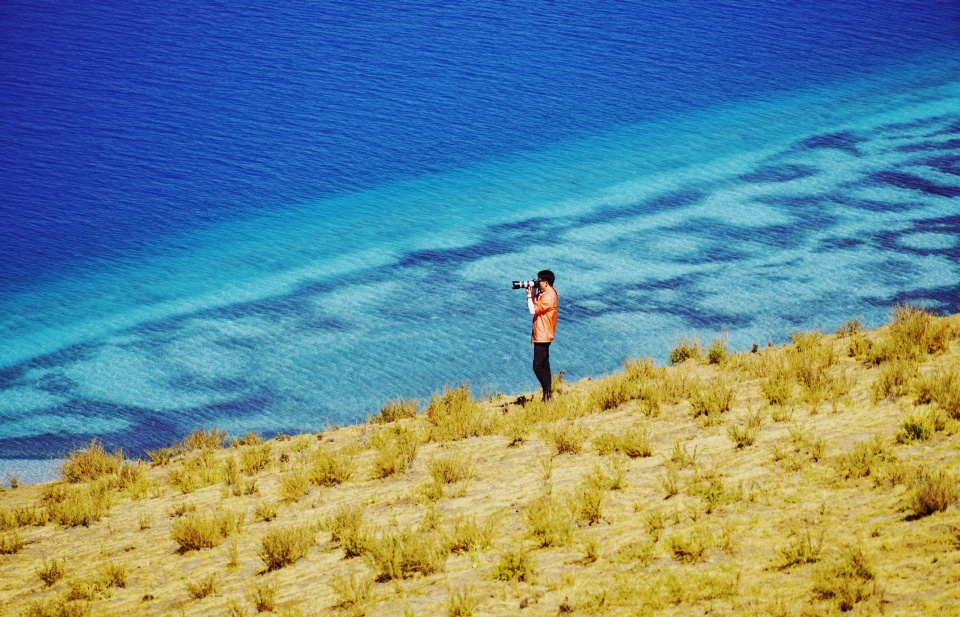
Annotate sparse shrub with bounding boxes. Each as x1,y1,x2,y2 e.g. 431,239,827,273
170,501,197,518
669,338,703,364
324,503,366,550
181,427,227,451
836,435,891,480
365,526,448,581
97,560,128,588
670,440,697,468
543,420,587,455
688,468,732,513
494,545,536,582
241,443,272,476
500,409,529,446
760,361,795,406
37,558,66,586
914,366,960,418
236,431,265,446
660,466,680,498
667,525,713,563
278,469,310,504
707,336,729,365
643,509,666,542
812,545,877,611
446,514,494,553
259,523,314,571
525,494,574,547
310,446,354,486
836,318,863,337
60,439,122,483
371,424,420,478
428,451,474,485
247,579,279,612
593,426,651,458
727,409,762,448
888,304,950,360
172,510,244,551
329,570,375,609
446,585,477,617
871,358,916,402
376,397,420,423
147,446,178,466
64,578,102,601
571,481,605,525
690,377,735,418
775,528,823,569
588,373,635,411
0,530,24,554
22,598,92,617
186,572,220,599
426,384,494,442
896,408,946,442
909,469,960,517
168,447,223,493
43,479,112,527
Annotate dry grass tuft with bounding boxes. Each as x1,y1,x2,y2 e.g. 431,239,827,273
375,397,420,423
325,503,369,558
525,494,574,547
836,435,891,480
690,376,735,418
171,510,244,551
543,421,587,455
37,558,66,586
185,572,220,599
428,450,474,485
760,359,795,407
259,523,314,571
240,443,272,476
427,384,495,442
812,545,878,611
371,425,420,478
60,439,123,483
669,338,703,364
895,407,946,442
909,468,960,517
0,530,24,554
445,514,495,553
43,479,112,527
168,447,224,493
278,469,311,504
775,527,823,569
707,335,729,365
310,446,355,487
246,578,279,613
727,409,762,448
181,427,227,451
593,425,651,458
329,569,375,609
494,545,536,583
667,524,713,563
871,358,917,402
97,560,128,589
22,599,92,617
914,366,960,418
365,526,448,581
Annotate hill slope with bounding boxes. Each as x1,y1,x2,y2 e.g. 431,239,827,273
2,307,960,617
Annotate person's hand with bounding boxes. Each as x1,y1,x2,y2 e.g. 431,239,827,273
526,287,534,299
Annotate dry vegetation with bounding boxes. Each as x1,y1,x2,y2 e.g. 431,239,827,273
2,306,960,616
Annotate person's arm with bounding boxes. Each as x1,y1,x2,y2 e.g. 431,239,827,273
526,289,536,315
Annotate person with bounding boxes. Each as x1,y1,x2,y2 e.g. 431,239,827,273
526,270,558,401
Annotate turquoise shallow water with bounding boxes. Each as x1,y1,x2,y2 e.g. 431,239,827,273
2,51,959,483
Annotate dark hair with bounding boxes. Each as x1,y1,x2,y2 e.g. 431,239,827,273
537,270,555,286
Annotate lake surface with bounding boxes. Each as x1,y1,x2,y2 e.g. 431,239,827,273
1,0,959,480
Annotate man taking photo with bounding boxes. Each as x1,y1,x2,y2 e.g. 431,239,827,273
526,270,558,402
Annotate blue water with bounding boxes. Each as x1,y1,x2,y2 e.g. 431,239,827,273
1,0,959,475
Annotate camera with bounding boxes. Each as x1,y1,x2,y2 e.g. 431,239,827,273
512,279,540,290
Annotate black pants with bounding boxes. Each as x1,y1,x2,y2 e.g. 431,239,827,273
533,342,552,401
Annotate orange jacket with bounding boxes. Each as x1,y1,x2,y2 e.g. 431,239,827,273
532,286,558,343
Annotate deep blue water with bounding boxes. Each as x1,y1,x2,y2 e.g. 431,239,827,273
1,0,959,475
